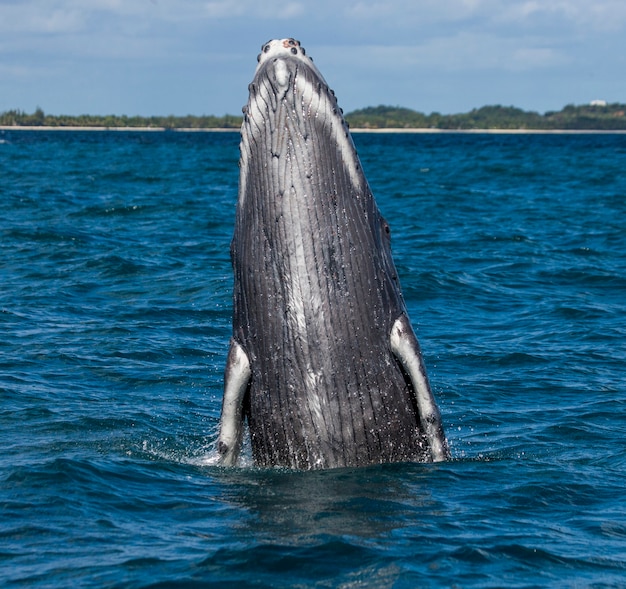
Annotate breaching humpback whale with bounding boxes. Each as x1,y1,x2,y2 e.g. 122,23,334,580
216,38,449,469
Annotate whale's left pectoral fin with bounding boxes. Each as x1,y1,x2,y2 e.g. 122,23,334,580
217,339,251,466
390,315,451,462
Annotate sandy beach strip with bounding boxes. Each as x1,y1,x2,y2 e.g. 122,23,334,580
1,125,625,134
349,128,626,134
0,126,238,132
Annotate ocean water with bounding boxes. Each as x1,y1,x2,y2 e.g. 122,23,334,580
1,129,625,588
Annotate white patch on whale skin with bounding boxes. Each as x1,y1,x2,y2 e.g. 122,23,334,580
217,340,251,466
291,63,362,191
285,262,308,338
273,58,290,88
390,316,450,462
305,368,326,425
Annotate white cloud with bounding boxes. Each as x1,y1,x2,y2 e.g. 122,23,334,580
490,0,626,31
1,0,625,116
342,0,626,34
2,0,625,39
0,3,85,34
345,0,484,23
201,0,304,18
316,32,569,76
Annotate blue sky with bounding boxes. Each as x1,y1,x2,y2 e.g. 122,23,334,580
2,0,625,116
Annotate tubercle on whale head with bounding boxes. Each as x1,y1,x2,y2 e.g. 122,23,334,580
256,38,306,67
250,38,330,94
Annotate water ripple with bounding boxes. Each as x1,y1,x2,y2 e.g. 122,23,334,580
1,131,625,588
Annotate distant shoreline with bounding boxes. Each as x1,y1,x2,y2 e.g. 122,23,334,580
2,125,626,134
4,103,626,132
351,128,626,134
0,126,236,132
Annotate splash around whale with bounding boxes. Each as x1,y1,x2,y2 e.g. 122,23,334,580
216,38,450,470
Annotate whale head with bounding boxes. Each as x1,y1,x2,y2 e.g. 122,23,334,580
239,38,364,203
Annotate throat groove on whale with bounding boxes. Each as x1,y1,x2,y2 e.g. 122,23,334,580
217,38,450,470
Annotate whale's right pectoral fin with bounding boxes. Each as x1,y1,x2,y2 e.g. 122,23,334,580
390,315,451,462
217,339,251,466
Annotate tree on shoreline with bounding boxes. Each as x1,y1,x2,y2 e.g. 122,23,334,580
0,109,242,129
345,103,626,130
1,103,625,130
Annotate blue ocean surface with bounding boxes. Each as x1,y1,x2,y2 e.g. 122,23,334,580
1,129,625,588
